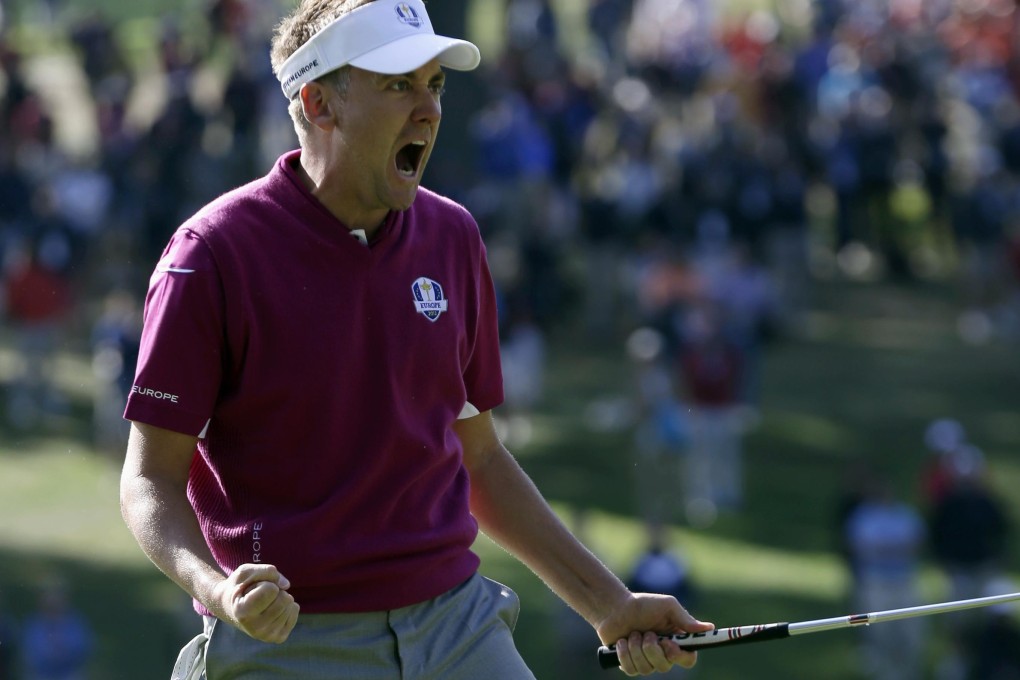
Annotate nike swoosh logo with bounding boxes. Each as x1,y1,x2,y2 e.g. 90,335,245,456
156,265,196,274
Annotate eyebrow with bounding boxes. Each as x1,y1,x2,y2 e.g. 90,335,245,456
373,68,446,84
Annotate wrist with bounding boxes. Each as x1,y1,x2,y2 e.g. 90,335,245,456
189,567,232,620
592,588,636,637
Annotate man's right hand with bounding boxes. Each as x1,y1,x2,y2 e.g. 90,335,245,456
212,564,300,643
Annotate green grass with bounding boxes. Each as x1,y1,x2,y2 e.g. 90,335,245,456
5,1,1017,676
494,277,1020,680
2,276,1016,679
0,440,187,679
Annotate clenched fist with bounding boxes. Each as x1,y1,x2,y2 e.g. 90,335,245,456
212,564,300,643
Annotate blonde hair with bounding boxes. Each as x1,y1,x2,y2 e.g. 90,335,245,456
269,0,375,141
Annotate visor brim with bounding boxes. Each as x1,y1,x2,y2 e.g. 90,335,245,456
348,34,480,74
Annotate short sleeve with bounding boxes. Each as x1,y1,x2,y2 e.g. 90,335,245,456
460,239,504,414
123,229,225,436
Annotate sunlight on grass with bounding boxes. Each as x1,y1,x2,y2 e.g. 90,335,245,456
473,503,849,605
0,268,1011,680
587,508,849,601
0,443,143,566
0,346,95,402
804,310,958,351
848,317,957,351
766,411,859,458
53,353,99,403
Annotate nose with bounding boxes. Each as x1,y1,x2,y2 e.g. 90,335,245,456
412,85,441,126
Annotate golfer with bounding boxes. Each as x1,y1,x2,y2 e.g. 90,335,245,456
119,1,712,677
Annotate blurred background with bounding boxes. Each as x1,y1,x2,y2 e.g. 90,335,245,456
0,0,1018,678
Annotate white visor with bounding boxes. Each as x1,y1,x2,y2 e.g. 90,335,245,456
277,0,481,100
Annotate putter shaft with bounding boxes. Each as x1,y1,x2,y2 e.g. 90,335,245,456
598,591,1020,670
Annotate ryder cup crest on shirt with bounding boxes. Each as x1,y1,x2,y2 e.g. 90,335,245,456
411,276,448,321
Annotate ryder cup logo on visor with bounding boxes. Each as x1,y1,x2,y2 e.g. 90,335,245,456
411,277,448,321
276,0,480,100
395,3,423,27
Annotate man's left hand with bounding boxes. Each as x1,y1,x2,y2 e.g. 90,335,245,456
596,593,714,676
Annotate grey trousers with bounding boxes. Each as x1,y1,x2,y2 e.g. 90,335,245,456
176,573,536,680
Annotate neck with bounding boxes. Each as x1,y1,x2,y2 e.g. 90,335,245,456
296,153,388,237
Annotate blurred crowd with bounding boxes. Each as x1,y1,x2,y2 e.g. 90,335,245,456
0,0,1017,440
833,418,1017,680
1,0,1019,677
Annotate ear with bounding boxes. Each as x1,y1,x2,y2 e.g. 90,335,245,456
298,82,338,131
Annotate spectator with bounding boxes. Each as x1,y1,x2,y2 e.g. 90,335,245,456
22,579,94,680
963,580,1020,680
497,293,547,448
588,0,631,61
928,451,1010,621
919,417,969,507
675,300,746,524
624,520,698,679
626,521,696,608
626,326,689,526
91,289,142,458
952,165,1013,332
843,478,927,680
833,459,880,587
2,234,73,430
710,240,780,408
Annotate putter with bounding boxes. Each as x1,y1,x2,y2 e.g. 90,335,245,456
598,591,1020,669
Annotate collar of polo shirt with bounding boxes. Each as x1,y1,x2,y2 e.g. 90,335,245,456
277,0,481,100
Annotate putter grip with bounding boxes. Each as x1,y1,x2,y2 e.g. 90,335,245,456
597,623,791,669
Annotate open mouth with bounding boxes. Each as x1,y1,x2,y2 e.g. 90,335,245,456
395,140,427,178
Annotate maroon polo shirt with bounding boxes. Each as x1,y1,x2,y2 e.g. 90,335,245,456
125,150,504,613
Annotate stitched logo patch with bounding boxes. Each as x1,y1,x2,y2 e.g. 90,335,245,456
411,276,448,321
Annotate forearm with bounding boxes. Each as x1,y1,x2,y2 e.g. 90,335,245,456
468,446,631,628
120,470,226,613
120,423,299,642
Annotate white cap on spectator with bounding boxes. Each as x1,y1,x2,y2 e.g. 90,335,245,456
277,0,480,100
924,418,965,454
